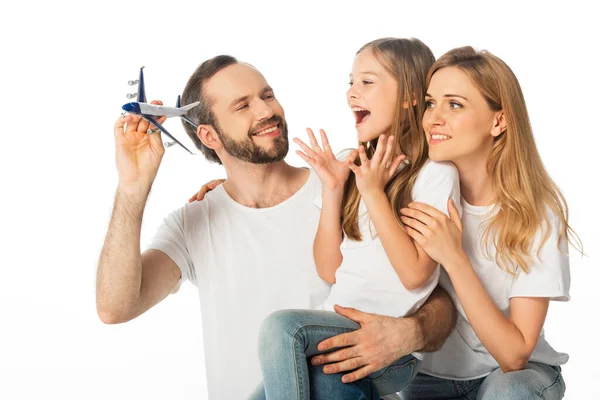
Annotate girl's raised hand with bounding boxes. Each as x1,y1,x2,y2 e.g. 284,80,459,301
294,128,356,191
345,134,406,196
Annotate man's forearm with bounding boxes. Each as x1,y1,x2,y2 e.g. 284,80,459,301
96,186,149,323
310,285,457,380
409,285,457,352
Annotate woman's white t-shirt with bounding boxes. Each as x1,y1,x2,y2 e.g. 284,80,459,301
420,199,571,380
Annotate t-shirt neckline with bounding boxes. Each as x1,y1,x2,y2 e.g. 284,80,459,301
215,168,315,213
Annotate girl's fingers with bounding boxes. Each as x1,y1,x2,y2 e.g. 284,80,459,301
306,128,323,153
294,138,319,158
320,129,332,154
296,150,316,166
344,149,358,164
372,134,386,163
382,135,395,166
358,145,369,167
388,154,406,177
345,158,360,174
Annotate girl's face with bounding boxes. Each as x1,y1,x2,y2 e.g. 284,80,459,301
423,66,504,164
347,48,398,143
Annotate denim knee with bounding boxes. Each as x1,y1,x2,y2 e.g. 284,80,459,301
258,310,297,357
480,373,538,399
478,365,564,400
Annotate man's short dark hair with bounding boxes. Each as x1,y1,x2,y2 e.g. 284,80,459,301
181,55,238,164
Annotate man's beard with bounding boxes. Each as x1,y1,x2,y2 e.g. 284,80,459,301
216,116,289,164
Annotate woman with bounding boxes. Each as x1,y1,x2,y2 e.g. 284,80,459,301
399,46,580,399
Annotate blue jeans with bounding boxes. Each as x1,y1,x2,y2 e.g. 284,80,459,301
251,309,421,400
248,362,380,400
400,362,565,400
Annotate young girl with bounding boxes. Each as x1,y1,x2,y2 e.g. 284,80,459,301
249,38,461,399
398,47,579,400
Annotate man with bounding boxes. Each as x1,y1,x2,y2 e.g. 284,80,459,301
96,55,456,399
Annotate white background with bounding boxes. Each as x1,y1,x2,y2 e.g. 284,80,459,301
1,1,598,399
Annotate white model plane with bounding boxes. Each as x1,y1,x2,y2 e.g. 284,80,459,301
122,67,198,154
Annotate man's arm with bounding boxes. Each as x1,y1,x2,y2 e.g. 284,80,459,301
412,285,457,352
96,188,181,324
311,285,456,383
96,111,181,324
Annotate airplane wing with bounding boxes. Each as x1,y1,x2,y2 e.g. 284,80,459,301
138,67,147,103
143,115,194,155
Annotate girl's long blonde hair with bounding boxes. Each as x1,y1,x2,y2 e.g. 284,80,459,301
342,38,435,240
428,47,581,273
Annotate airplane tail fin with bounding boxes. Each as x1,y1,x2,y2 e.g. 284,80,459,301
138,66,146,103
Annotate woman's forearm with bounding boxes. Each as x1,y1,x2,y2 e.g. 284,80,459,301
445,254,535,371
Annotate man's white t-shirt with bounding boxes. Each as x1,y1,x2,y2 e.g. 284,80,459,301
148,168,331,398
420,199,571,380
320,160,462,320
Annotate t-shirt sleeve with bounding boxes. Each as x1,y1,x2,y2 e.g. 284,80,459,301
412,161,462,218
147,207,195,292
509,215,570,301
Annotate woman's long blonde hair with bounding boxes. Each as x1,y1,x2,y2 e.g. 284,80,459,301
428,47,581,273
342,38,435,240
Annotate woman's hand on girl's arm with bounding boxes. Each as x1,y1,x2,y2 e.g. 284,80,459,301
400,199,465,267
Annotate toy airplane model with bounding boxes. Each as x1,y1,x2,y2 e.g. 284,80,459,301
122,66,198,154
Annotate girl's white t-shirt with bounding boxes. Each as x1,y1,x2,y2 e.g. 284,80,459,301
319,159,462,319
